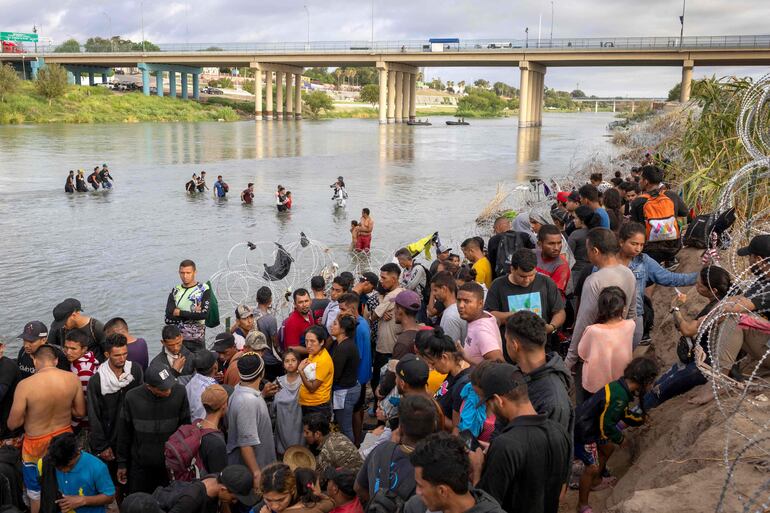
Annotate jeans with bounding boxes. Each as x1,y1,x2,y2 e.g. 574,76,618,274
333,383,361,441
642,361,706,410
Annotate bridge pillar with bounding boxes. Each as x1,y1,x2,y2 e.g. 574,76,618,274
254,69,263,119
631,101,635,113
612,100,616,113
518,61,546,128
378,67,387,124
265,71,273,120
594,100,598,113
285,73,294,119
88,72,95,86
181,72,188,99
294,72,302,119
409,73,417,122
169,71,177,98
680,60,694,103
156,72,164,97
387,70,396,123
276,71,284,120
401,72,410,123
67,72,75,85
192,73,199,101
141,67,149,95
394,71,403,123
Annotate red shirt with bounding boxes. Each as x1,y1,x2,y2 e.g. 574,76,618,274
536,251,571,298
331,499,364,513
282,309,315,349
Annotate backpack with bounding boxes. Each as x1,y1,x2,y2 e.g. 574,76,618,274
640,192,679,242
494,231,535,277
415,263,433,306
164,423,219,482
682,214,713,249
365,443,408,513
152,480,197,510
205,281,220,328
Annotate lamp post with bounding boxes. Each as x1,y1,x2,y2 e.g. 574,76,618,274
304,5,310,45
549,1,554,46
102,12,113,51
525,27,529,48
679,0,686,47
371,0,374,48
33,25,37,52
140,0,146,52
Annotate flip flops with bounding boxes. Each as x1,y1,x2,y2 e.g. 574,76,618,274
579,505,594,513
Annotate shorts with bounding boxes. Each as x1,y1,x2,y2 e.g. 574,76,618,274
574,439,606,467
355,234,372,252
22,426,73,500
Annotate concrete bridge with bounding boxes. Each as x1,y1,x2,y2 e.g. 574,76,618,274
3,34,770,126
572,97,668,112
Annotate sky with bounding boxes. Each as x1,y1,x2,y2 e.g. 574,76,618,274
3,0,770,96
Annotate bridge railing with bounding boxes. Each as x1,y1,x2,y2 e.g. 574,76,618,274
6,34,770,54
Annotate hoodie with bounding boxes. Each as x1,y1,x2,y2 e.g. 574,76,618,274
403,487,506,513
520,352,574,437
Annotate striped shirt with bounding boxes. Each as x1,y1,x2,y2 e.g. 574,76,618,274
71,351,99,427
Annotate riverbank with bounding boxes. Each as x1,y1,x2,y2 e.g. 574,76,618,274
0,83,240,124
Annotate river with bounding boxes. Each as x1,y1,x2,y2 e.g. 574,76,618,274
0,113,616,351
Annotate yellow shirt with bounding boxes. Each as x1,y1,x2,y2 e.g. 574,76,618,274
427,370,448,395
473,257,493,289
299,349,333,406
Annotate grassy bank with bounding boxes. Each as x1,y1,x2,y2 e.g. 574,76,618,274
0,83,240,124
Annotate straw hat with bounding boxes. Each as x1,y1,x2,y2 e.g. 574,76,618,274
283,445,316,471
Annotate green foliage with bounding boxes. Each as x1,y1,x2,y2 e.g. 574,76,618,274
84,37,113,52
570,89,586,98
492,81,517,98
359,84,379,106
207,78,233,89
83,36,159,52
428,78,445,91
457,88,506,117
543,87,576,110
667,82,681,101
54,39,81,53
473,79,490,88
0,63,21,102
132,41,160,52
204,46,224,51
242,79,255,95
304,67,334,84
302,90,334,119
35,63,68,104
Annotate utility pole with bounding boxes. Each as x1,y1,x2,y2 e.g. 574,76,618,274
33,25,37,52
140,0,146,52
371,0,374,48
537,14,542,47
525,27,529,48
550,1,554,46
679,0,686,47
304,5,310,45
102,12,112,51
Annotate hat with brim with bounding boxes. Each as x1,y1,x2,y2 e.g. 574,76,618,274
737,234,770,258
145,361,177,390
283,445,316,471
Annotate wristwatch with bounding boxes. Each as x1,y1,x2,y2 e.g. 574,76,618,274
670,307,680,313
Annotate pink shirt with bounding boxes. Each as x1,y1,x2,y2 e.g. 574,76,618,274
578,319,636,393
464,312,502,364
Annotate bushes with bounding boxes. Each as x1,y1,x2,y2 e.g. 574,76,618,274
207,77,233,89
457,88,506,117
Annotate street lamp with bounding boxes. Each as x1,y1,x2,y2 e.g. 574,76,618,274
140,0,146,52
33,25,37,52
679,0,686,47
102,12,113,51
549,2,554,46
525,27,529,48
370,0,374,48
304,5,310,46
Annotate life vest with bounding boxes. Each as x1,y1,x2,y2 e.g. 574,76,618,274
172,283,209,326
640,191,679,242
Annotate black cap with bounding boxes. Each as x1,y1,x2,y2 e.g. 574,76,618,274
395,354,429,388
119,492,162,513
737,235,770,259
479,363,527,403
211,332,235,353
237,352,265,381
194,350,218,373
359,272,379,287
18,321,48,342
53,298,82,322
144,361,177,390
219,465,258,506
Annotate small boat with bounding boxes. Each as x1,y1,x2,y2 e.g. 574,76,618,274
446,119,470,126
407,119,432,126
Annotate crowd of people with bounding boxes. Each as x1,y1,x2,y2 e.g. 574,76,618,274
8,160,770,513
64,164,114,193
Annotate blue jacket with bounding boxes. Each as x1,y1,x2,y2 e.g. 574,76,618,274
629,253,697,317
355,315,372,385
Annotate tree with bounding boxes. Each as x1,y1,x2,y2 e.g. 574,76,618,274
35,63,68,105
305,67,333,84
242,79,255,95
359,84,379,106
457,89,506,116
492,81,517,98
570,89,586,98
204,46,224,51
84,37,113,52
428,78,444,91
667,82,682,101
473,79,490,89
54,39,81,53
302,90,334,118
131,40,160,52
334,68,344,89
0,63,21,102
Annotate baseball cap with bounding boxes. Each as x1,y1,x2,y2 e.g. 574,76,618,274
18,321,48,342
556,191,570,203
211,333,236,353
737,234,770,258
394,290,421,312
120,492,162,513
194,350,218,373
144,361,177,390
359,272,379,287
235,304,254,320
219,465,258,506
480,363,527,402
201,384,228,411
53,298,82,322
437,243,452,254
244,330,269,352
567,191,581,203
396,353,430,388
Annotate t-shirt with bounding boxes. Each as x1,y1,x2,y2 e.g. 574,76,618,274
152,480,218,513
595,207,611,229
355,316,373,386
16,346,70,380
535,250,571,296
434,367,472,420
577,320,636,393
0,357,19,440
356,442,416,501
199,431,228,474
299,349,333,406
392,330,418,360
484,274,565,323
226,385,276,469
473,257,493,289
256,312,281,366
283,310,315,349
746,277,770,320
440,303,467,345
311,298,331,322
54,451,116,513
464,313,502,364
332,339,360,389
126,338,149,370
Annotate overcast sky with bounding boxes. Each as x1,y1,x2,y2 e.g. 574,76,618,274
4,0,769,96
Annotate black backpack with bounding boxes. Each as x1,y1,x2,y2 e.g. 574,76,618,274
682,208,736,249
365,443,409,513
415,263,433,306
494,231,535,277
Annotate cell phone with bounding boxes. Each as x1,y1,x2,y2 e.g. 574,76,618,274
458,429,480,452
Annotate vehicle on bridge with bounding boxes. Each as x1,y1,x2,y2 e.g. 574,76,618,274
1,41,25,53
487,42,514,49
425,38,460,52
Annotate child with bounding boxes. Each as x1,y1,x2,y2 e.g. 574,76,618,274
350,221,359,250
276,185,288,212
273,350,303,455
577,286,635,394
574,357,658,513
285,191,293,209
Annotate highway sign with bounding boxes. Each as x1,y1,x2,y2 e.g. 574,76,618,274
0,32,39,43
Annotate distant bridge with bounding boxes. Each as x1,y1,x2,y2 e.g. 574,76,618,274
3,34,769,126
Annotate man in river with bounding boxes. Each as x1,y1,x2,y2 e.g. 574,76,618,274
165,259,211,353
197,171,209,192
87,167,102,190
8,344,86,513
214,175,229,198
99,164,114,189
241,183,255,204
356,208,374,253
65,170,75,193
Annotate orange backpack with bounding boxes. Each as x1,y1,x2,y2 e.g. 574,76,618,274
640,191,679,242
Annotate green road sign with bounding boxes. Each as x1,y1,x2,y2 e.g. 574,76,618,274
0,32,39,43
